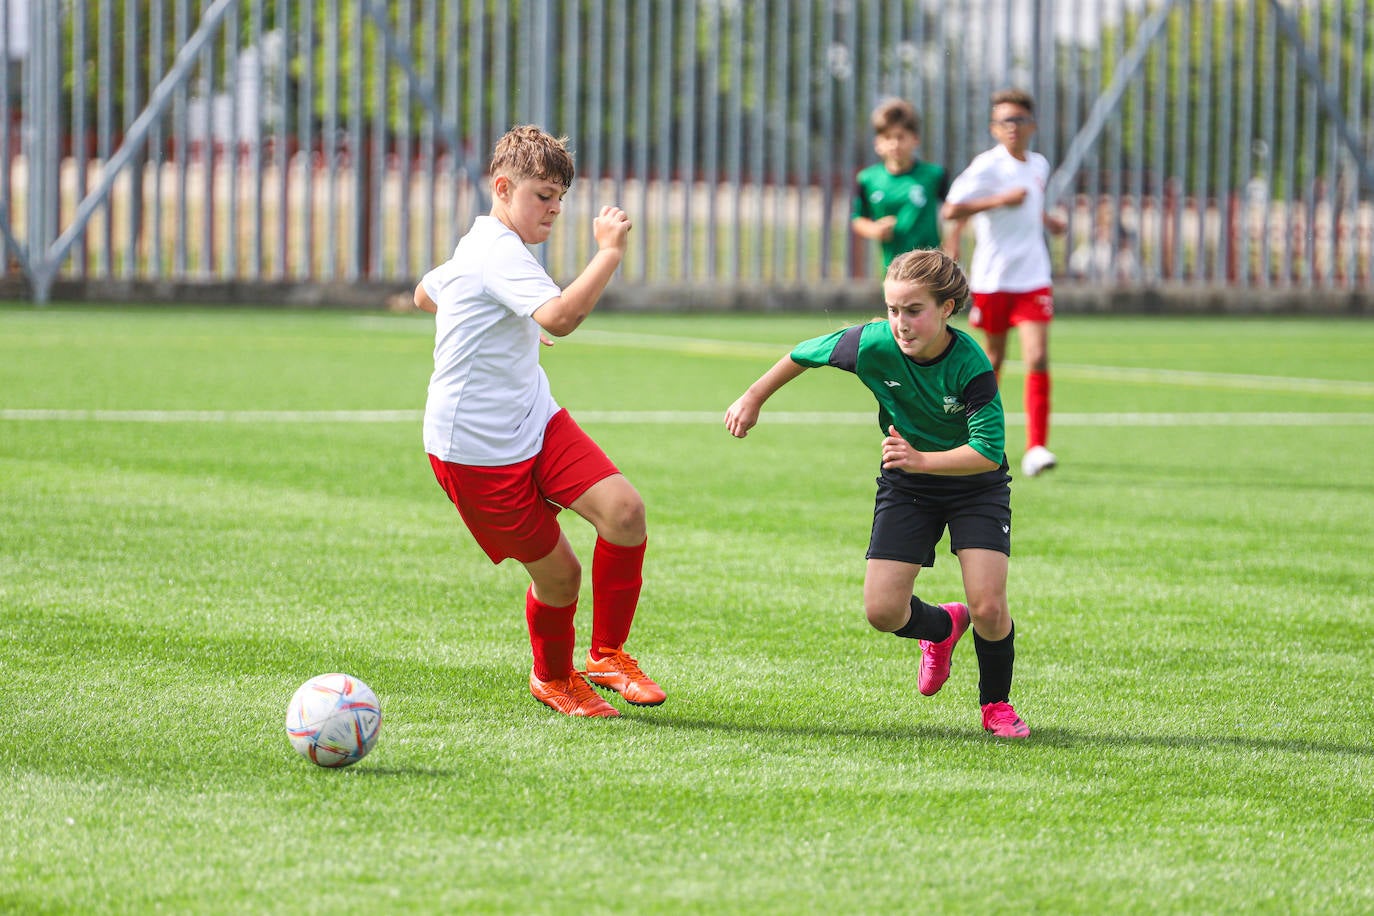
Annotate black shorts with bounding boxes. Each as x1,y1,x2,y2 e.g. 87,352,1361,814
866,470,1012,567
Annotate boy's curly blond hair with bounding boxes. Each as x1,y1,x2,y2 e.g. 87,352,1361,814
885,249,970,315
490,125,576,189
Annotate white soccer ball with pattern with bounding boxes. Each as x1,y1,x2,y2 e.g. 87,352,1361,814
285,673,382,767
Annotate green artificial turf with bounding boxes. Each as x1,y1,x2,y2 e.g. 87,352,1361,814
1,304,1371,913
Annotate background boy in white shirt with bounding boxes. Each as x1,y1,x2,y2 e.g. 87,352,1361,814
943,89,1068,479
415,125,663,718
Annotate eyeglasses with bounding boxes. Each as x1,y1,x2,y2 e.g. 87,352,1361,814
993,116,1034,128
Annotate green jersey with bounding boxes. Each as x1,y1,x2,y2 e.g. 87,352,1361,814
791,321,1007,490
852,159,950,269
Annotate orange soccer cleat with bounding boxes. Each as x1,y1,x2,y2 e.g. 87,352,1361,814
584,648,666,707
529,669,621,718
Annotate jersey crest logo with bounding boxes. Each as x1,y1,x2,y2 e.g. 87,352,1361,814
942,396,965,415
883,379,902,388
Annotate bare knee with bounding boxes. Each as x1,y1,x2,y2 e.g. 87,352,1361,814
968,596,1011,640
526,548,583,608
599,491,647,545
864,598,908,633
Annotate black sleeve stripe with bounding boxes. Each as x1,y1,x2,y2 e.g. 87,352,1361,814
830,325,864,373
963,369,999,415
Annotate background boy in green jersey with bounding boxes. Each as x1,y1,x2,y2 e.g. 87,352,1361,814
724,249,1029,738
851,98,950,271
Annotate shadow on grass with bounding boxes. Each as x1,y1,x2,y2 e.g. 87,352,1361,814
630,713,1374,759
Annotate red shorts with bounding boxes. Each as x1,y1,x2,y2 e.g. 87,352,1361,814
968,287,1054,335
427,409,620,565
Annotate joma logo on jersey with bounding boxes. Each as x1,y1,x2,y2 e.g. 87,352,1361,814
942,396,965,415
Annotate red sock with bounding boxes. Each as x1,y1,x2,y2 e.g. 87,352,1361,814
1025,371,1051,449
525,585,577,681
589,537,646,659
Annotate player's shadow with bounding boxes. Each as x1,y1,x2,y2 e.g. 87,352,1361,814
630,714,1374,759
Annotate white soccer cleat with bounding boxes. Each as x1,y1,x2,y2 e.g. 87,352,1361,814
1021,445,1058,478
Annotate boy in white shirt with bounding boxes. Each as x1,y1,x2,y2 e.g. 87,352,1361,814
942,89,1067,479
414,125,663,718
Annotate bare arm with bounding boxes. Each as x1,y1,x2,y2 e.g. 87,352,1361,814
724,356,808,438
941,186,1028,221
851,215,897,242
532,206,631,338
942,217,968,261
880,426,1000,476
413,283,437,313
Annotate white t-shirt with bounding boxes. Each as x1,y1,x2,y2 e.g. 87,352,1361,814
422,215,562,466
945,145,1052,293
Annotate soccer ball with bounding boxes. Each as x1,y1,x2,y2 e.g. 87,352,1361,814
285,673,382,767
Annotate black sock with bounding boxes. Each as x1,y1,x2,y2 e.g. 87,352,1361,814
974,623,1015,706
892,597,952,642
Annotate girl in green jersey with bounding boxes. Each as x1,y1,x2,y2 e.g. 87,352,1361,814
725,249,1029,738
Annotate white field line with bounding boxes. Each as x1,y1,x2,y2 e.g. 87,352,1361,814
567,329,1374,397
362,322,1373,396
2,409,1372,426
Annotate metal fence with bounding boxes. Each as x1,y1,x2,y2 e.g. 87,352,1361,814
2,0,1372,304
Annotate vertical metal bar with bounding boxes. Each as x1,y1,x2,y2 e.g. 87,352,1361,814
420,0,437,280
224,0,240,279
369,5,387,278
1279,6,1299,286
251,0,266,278
701,0,721,280
174,0,190,275
679,0,696,280
769,0,787,279
1214,0,1235,284
1104,0,1125,280
491,4,508,134
631,0,649,279
201,0,217,277
348,0,364,279
1128,0,1146,282
298,0,316,279
791,0,809,280
1169,0,1190,281
123,0,140,277
395,0,411,281
1299,3,1320,287
1258,3,1276,283
1148,3,1167,281
273,0,289,277
323,0,340,279
70,3,89,276
467,0,487,228
654,0,671,281
725,0,743,281
837,1,858,279
749,1,766,281
1236,0,1256,286
0,0,10,273
608,0,627,209
1194,0,1213,280
558,0,579,275
1322,4,1341,286
1343,0,1365,288
816,0,834,280
97,0,114,277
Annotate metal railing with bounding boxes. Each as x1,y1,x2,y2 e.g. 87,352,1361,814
2,0,1371,303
